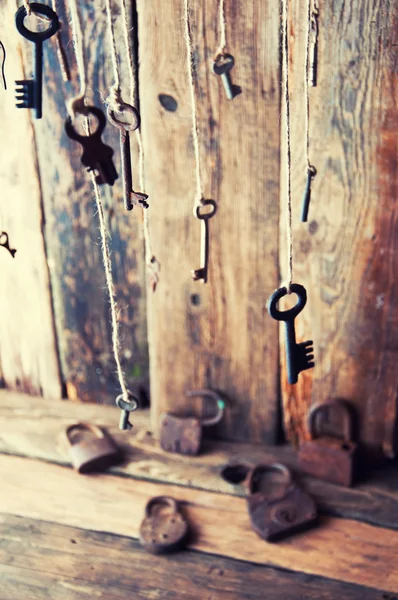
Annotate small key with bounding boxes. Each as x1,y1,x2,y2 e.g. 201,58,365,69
65,106,118,186
15,3,59,120
191,200,217,284
0,232,16,258
309,10,319,87
115,393,139,430
107,104,149,210
213,54,235,100
301,166,316,222
268,284,315,384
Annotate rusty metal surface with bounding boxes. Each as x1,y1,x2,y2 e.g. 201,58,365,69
246,464,318,542
159,414,202,455
65,423,121,474
139,496,189,554
299,400,358,486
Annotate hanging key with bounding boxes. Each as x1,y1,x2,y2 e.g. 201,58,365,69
15,3,59,120
268,283,315,384
0,232,16,258
115,392,138,430
65,106,118,186
191,200,217,284
309,9,319,87
107,103,149,210
301,165,316,222
213,54,235,100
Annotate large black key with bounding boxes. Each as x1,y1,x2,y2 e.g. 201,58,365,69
65,106,118,186
268,283,315,384
15,3,59,120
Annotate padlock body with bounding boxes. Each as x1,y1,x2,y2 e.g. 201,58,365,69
69,436,120,474
299,436,358,486
140,511,189,554
159,414,202,455
248,486,317,542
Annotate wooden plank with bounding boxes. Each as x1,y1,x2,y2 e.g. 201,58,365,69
138,0,280,442
1,390,398,531
0,2,62,399
0,514,381,600
0,454,397,593
31,0,149,403
279,1,398,455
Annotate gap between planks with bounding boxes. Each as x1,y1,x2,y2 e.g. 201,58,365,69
0,454,397,593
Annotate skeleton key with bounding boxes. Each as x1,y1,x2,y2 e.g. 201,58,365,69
115,393,138,430
301,166,316,222
0,232,16,258
191,200,217,283
268,283,315,384
15,3,59,120
65,106,118,186
213,54,235,100
107,104,149,210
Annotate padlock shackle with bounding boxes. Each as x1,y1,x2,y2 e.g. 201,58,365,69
65,422,105,445
145,495,179,518
308,400,353,441
186,388,225,426
247,463,293,497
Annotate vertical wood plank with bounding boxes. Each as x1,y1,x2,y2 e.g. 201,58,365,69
280,0,398,455
0,1,62,399
139,0,281,442
31,0,149,403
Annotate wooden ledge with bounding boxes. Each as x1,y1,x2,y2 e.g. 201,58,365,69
0,390,397,530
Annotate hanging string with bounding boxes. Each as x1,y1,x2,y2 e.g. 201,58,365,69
281,0,293,291
22,0,31,16
0,41,6,90
67,0,130,404
214,0,227,59
106,0,160,290
304,0,317,172
183,0,205,211
67,0,88,116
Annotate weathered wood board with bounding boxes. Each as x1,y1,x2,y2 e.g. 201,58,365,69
1,391,398,532
280,0,398,455
138,0,281,443
0,1,62,399
1,454,398,592
30,0,149,403
0,514,382,600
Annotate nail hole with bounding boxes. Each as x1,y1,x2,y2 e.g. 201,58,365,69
162,533,168,539
158,94,178,112
221,464,250,484
309,220,319,235
190,293,201,306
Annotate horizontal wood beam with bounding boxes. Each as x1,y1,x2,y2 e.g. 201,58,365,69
0,514,380,600
0,390,397,531
0,454,397,592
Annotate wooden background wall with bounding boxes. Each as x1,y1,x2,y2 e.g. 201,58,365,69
0,0,396,455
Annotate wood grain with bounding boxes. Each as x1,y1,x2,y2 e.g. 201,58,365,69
31,0,149,403
1,454,398,592
0,2,62,399
280,0,398,455
138,0,281,442
0,514,383,600
1,390,398,531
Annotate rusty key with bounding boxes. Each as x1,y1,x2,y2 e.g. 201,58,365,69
115,392,138,430
213,54,235,100
191,200,217,284
107,103,149,211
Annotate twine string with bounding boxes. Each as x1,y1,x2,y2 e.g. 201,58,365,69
214,0,227,59
67,0,130,404
183,0,205,211
281,0,293,291
67,0,88,116
305,0,317,172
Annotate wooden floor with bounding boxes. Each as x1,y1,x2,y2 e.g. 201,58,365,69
0,391,398,599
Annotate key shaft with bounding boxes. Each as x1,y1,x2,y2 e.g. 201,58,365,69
33,41,43,119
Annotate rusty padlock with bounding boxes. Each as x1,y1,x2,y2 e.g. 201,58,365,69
298,400,358,486
65,423,121,474
247,463,318,542
159,389,225,456
139,496,189,554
